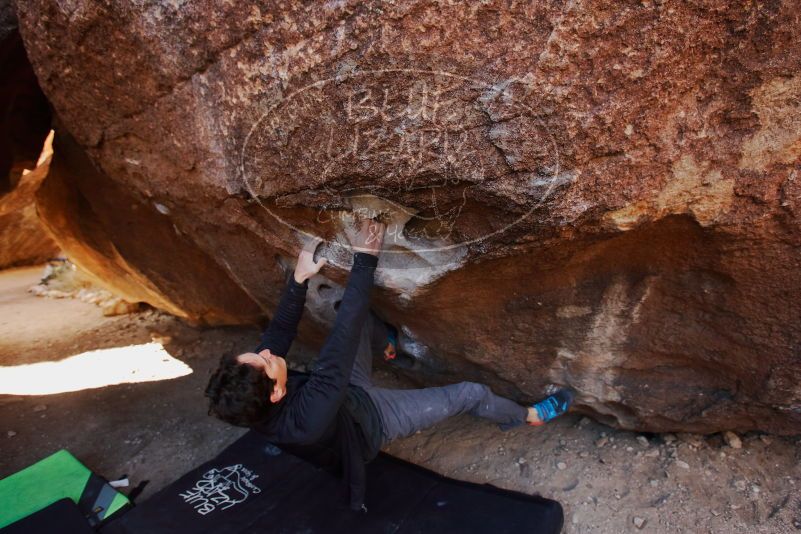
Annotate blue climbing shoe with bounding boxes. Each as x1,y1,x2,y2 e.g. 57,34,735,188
381,322,417,369
529,389,574,426
384,323,398,361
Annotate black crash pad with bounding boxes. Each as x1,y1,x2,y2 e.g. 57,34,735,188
1,498,94,534
103,431,563,534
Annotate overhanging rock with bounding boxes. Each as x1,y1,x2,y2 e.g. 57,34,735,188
13,1,801,434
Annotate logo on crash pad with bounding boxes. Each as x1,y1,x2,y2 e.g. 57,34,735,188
178,464,261,516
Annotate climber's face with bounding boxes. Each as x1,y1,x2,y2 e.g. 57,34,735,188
237,349,288,403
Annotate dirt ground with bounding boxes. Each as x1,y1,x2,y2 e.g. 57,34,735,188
1,265,800,533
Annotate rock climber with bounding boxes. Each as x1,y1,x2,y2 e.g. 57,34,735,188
205,217,574,512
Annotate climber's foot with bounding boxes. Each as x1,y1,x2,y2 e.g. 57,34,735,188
383,323,398,362
528,389,575,426
382,322,416,369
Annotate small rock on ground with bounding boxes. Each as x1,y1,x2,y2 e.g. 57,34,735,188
724,431,743,449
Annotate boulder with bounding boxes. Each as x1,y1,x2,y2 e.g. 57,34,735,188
0,134,59,269
14,1,801,434
34,131,265,324
0,6,58,268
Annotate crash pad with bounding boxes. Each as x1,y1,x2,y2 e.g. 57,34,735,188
0,498,94,534
0,449,129,529
103,430,563,533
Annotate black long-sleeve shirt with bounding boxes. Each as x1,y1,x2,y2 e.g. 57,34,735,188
253,253,383,510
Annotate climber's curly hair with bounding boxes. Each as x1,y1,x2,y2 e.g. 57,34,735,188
205,353,276,427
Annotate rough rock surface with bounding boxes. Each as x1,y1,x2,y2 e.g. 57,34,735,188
0,135,59,269
0,5,58,268
34,132,264,324
13,1,801,434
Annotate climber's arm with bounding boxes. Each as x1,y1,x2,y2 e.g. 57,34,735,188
255,239,326,356
270,219,385,443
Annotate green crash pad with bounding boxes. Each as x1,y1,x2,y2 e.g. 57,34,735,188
0,449,129,528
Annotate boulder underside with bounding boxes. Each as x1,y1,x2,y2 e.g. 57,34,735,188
11,1,801,434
